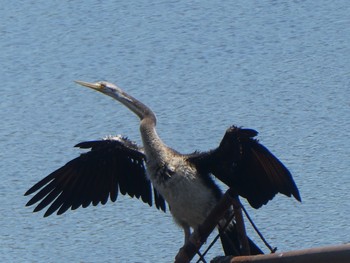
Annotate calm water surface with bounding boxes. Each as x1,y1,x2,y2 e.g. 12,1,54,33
1,1,349,262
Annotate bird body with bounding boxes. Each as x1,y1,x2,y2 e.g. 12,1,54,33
25,80,301,256
148,153,221,231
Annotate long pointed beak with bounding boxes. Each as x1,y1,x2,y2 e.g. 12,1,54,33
75,80,101,91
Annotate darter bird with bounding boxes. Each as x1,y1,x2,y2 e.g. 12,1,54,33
25,81,301,257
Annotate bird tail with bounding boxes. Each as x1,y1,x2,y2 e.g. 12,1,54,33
219,221,263,256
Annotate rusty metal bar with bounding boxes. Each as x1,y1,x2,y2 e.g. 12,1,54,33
212,243,350,263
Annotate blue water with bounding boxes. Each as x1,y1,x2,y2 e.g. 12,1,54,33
1,1,349,262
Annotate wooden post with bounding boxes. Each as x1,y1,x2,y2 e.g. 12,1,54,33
175,189,255,262
174,189,238,263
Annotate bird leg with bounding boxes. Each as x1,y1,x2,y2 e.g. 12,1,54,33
183,226,191,244
182,226,208,263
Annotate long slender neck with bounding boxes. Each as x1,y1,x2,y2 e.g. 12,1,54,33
111,90,168,161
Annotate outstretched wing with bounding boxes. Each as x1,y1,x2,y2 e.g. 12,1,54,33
188,126,301,209
25,136,166,217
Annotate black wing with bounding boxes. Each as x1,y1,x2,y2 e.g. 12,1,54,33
25,136,166,217
188,126,301,209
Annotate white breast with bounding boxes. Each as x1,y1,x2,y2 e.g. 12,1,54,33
148,156,219,229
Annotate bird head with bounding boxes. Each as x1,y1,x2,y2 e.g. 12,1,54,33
75,80,132,102
74,80,153,121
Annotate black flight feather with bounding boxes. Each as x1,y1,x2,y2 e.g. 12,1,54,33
188,125,301,209
25,136,166,216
